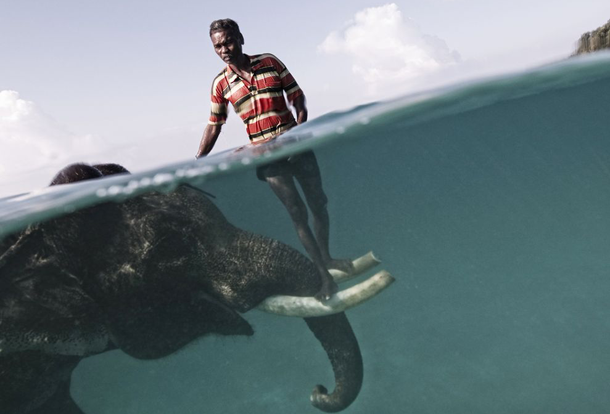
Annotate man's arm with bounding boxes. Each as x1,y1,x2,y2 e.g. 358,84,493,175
196,124,222,158
292,94,308,125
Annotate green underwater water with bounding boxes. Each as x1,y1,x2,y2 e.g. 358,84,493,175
3,53,610,413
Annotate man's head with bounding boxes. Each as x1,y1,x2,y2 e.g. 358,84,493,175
209,19,245,65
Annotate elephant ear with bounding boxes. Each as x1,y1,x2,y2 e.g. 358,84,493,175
104,288,253,360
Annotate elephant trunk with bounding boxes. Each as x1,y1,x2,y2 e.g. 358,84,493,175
305,313,363,413
217,230,364,411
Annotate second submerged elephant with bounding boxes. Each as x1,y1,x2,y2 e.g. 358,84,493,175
0,163,392,413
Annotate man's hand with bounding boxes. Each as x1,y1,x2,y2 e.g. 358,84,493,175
293,94,308,125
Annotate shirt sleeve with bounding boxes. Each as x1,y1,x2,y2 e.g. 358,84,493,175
208,74,228,126
271,55,304,103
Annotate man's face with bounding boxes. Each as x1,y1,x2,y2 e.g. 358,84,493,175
210,30,243,65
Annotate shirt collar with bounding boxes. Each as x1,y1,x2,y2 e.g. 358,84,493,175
226,54,251,75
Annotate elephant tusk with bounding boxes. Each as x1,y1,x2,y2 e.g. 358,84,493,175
257,270,395,317
329,251,381,284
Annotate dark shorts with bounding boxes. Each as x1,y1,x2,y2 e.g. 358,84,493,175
256,150,321,182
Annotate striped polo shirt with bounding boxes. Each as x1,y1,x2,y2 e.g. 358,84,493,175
208,53,304,143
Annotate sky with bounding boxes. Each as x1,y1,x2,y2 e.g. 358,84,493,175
1,0,609,196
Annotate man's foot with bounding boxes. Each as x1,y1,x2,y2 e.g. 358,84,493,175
325,258,355,275
314,274,339,302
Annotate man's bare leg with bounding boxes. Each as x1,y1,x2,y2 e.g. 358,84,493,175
265,174,338,301
297,175,354,274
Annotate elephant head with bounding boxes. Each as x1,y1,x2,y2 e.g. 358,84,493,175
0,163,392,413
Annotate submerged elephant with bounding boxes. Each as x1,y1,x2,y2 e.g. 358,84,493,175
0,163,392,413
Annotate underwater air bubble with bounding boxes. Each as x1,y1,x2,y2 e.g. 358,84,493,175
127,180,139,190
152,173,174,185
139,177,152,187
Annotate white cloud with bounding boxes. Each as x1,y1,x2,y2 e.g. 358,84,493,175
318,3,460,93
0,90,247,197
0,90,104,195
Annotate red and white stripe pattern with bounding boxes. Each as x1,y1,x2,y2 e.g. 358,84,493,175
208,54,303,143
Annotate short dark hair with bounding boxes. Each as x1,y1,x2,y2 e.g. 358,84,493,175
209,18,242,38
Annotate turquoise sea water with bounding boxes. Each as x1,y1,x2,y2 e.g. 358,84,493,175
2,53,610,413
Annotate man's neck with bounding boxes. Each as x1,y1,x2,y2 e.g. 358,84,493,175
229,54,251,76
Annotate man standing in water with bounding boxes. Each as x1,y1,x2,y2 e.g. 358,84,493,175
195,19,351,301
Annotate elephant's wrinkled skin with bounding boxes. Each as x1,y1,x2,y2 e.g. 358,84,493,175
0,164,363,413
